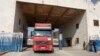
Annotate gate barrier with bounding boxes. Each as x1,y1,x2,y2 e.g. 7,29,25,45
0,33,23,52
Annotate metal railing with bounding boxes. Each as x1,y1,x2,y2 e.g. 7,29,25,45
0,33,23,52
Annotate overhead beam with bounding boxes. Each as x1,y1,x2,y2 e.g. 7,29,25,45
57,8,69,21
57,10,81,28
53,8,70,27
34,4,37,23
45,6,54,22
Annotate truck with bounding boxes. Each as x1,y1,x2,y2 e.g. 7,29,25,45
33,23,54,52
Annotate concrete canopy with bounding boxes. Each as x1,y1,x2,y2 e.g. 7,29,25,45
17,2,84,28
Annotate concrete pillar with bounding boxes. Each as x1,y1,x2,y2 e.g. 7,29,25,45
0,0,16,33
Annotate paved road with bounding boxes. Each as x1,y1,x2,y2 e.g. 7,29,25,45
2,47,100,56
63,47,100,56
2,48,72,56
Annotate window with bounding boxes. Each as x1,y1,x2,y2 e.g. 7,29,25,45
76,38,79,44
94,20,99,26
34,30,51,36
76,23,79,29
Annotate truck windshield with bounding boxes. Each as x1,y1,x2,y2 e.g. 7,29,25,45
34,30,51,36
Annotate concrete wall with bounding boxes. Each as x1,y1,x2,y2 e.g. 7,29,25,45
0,0,86,33
17,0,86,10
0,0,16,33
60,11,88,49
14,4,28,46
87,0,100,40
14,4,27,33
0,0,100,49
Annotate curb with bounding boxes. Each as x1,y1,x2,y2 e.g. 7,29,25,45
0,52,8,55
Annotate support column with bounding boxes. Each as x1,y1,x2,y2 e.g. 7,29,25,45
0,0,16,33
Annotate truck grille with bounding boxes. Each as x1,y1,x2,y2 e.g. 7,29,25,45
35,41,50,45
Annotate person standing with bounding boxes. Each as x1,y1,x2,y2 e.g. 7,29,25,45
93,40,96,53
83,41,86,50
89,40,93,52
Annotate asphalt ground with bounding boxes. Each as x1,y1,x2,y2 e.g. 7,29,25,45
2,47,100,56
2,47,72,56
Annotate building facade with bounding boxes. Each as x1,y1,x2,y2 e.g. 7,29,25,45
0,0,100,49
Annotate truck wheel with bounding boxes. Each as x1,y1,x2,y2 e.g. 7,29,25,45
51,50,54,53
52,51,54,53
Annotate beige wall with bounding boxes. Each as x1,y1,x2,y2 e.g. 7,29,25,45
17,0,86,10
0,0,100,49
0,0,16,33
14,4,28,46
14,3,27,33
0,0,87,33
60,12,88,49
87,0,100,40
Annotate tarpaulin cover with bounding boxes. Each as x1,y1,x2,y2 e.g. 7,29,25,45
0,33,23,52
95,40,100,51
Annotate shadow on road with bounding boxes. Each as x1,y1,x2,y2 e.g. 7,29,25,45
34,51,54,54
